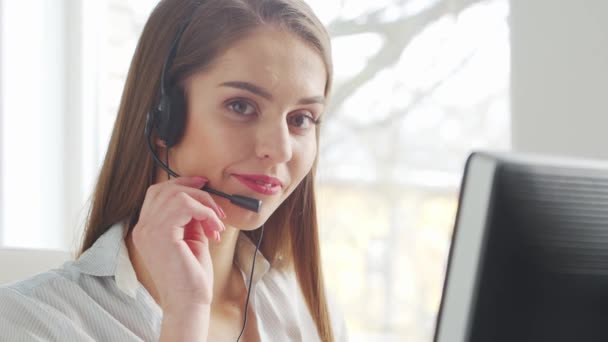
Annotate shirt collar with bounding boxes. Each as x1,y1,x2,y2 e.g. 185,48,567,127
73,223,125,278
73,222,139,298
74,222,272,298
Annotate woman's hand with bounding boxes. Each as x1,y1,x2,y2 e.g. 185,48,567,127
131,176,226,312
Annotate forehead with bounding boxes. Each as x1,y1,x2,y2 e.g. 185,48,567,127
196,26,327,98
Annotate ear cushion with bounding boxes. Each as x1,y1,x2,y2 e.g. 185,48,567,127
156,86,187,148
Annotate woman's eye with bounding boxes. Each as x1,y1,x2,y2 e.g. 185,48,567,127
227,100,256,116
288,112,317,130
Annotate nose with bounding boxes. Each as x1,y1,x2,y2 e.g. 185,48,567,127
255,120,293,163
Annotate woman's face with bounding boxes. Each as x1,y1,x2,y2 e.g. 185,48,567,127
165,26,327,229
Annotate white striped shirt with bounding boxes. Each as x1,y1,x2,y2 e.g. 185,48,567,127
0,223,348,341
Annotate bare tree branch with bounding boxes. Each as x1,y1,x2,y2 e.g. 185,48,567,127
321,48,478,155
353,49,478,131
325,0,487,119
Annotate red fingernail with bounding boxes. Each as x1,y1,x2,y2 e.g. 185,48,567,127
218,206,227,219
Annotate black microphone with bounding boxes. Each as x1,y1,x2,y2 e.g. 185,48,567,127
144,122,262,213
201,185,261,213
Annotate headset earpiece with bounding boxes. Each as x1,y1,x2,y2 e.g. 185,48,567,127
153,86,186,148
147,19,191,149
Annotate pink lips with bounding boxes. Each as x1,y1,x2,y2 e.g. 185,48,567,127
233,174,283,195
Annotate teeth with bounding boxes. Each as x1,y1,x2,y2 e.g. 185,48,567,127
254,180,272,187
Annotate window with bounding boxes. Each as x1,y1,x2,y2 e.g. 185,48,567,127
312,1,510,339
1,0,509,339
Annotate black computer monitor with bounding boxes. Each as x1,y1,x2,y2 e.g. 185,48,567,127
434,151,608,342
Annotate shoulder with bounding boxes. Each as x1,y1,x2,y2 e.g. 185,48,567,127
0,276,70,339
0,267,96,340
1,269,66,302
1,261,87,301
0,267,76,311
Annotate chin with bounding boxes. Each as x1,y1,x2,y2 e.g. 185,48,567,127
213,193,283,230
224,207,273,231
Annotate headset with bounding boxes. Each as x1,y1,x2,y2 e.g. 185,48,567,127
144,18,264,341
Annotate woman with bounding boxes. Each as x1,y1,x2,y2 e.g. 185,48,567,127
0,0,347,341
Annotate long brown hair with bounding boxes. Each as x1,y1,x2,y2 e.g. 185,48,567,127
79,0,334,340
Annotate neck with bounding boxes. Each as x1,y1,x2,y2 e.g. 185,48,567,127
126,226,245,306
208,227,244,302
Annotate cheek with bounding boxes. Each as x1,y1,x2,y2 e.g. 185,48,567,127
292,137,318,180
185,111,251,149
174,115,248,174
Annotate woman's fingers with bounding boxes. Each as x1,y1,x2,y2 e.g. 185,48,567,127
182,187,227,220
150,177,226,221
183,220,213,261
172,193,225,234
135,185,225,266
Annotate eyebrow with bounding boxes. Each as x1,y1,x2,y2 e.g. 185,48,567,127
219,81,325,105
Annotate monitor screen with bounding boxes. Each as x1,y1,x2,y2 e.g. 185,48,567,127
434,151,608,342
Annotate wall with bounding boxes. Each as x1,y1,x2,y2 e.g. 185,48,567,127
511,0,608,160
